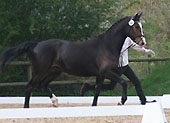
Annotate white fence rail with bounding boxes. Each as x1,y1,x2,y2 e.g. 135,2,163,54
0,96,162,104
0,95,169,123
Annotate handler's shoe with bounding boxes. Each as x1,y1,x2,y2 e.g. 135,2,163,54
140,97,147,105
144,100,157,104
140,100,157,105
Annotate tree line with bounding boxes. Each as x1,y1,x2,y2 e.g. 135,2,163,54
0,0,130,51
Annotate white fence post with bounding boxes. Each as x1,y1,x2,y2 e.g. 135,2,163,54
142,102,167,123
161,94,170,108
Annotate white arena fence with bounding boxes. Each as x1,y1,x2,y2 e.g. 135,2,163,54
0,95,170,123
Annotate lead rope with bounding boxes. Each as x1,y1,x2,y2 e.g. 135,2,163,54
119,43,136,67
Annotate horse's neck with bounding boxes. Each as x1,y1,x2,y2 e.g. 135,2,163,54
103,17,130,56
104,31,127,57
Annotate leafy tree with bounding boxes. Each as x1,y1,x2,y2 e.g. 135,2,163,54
0,0,123,50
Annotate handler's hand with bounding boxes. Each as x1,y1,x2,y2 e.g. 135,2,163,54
145,49,155,57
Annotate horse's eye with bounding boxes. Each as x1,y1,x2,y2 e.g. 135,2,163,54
135,25,140,29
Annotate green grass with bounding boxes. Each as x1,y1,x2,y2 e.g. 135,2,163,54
128,61,170,96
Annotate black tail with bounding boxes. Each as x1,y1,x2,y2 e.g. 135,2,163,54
0,42,37,73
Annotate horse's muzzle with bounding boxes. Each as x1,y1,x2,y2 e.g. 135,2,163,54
135,36,146,46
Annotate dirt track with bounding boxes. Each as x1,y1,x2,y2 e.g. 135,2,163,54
0,104,169,123
0,116,143,123
0,103,139,108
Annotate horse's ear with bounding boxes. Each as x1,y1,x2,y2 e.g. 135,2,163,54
138,12,142,19
133,12,142,21
133,12,139,19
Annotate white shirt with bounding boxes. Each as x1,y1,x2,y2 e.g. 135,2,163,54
119,37,149,67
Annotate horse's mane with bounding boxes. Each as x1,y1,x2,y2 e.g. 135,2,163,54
105,16,131,34
86,16,131,42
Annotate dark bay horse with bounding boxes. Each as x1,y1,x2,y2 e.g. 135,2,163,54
0,13,146,108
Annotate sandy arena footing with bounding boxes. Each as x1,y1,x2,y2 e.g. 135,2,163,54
0,103,169,123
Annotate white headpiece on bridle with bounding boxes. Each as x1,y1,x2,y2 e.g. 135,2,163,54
128,19,134,26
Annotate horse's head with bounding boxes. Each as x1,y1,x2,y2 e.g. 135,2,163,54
126,12,146,46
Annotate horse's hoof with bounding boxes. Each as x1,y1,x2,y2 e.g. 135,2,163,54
51,94,58,107
117,102,123,106
52,99,58,107
53,104,58,107
24,106,29,108
121,97,127,105
92,103,97,106
141,101,146,105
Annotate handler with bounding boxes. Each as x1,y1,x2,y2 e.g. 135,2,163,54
80,37,155,105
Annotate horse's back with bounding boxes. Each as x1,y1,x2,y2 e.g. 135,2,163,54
31,38,108,76
31,39,95,74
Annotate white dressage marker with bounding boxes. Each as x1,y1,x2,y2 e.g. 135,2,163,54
142,102,167,123
161,94,170,108
0,105,144,119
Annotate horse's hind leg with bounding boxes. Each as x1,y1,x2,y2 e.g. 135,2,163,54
24,83,32,108
40,81,58,107
119,79,127,105
40,71,61,107
80,81,117,96
24,75,38,108
80,83,95,96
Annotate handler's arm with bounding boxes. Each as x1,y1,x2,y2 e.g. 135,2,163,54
129,39,155,56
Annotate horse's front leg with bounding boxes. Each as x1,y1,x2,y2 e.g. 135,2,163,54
119,79,127,105
106,71,127,105
92,76,104,106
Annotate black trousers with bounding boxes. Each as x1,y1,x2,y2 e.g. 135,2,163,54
112,65,146,102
